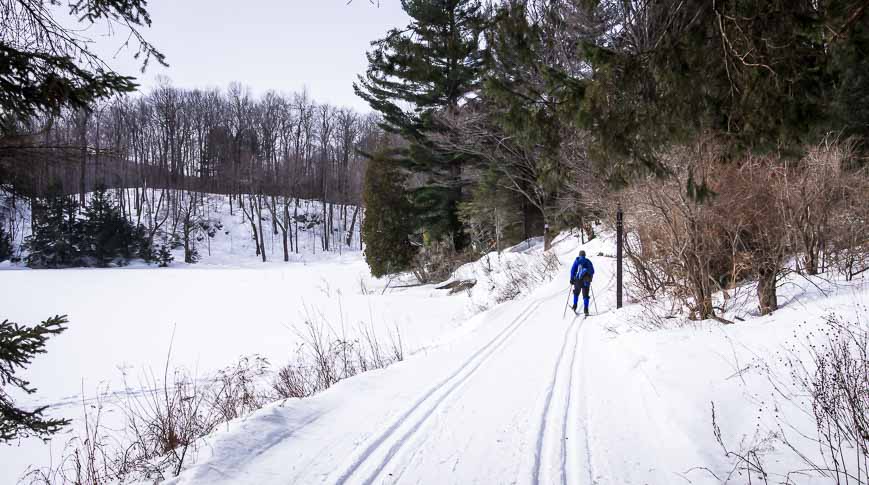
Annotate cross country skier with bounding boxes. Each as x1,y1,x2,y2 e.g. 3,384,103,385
570,250,595,316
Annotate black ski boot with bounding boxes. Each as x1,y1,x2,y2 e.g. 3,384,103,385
571,303,577,313
583,307,589,316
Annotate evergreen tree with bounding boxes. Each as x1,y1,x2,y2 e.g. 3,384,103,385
477,1,582,248
1,315,70,442
354,0,487,249
25,185,82,268
79,186,138,267
156,241,174,267
0,223,11,262
576,0,832,171
827,1,869,159
361,150,416,277
0,0,164,124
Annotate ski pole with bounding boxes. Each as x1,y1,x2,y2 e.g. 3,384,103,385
562,285,572,319
590,284,599,315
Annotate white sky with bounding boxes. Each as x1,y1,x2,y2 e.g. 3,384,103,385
83,0,409,111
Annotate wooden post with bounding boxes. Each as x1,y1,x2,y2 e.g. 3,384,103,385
616,203,623,309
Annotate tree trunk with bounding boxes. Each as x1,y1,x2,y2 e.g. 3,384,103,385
293,203,300,254
255,195,266,262
346,206,359,247
282,200,290,262
78,110,89,204
757,267,778,315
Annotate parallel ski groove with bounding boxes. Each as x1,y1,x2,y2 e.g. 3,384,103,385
560,319,582,485
332,297,547,485
532,317,582,485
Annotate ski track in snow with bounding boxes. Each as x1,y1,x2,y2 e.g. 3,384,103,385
532,312,581,485
536,274,615,485
332,297,550,485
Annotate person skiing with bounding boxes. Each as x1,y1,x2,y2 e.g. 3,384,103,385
570,250,595,316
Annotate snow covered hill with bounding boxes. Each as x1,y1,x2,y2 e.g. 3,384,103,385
2,213,866,484
0,190,361,268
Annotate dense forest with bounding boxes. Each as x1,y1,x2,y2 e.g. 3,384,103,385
358,0,869,319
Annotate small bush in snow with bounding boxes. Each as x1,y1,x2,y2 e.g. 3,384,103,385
711,308,869,484
273,315,404,400
787,312,868,483
210,355,271,423
494,251,560,304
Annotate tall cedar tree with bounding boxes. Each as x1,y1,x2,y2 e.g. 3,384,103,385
354,0,486,249
1,315,69,442
362,150,416,277
475,2,585,249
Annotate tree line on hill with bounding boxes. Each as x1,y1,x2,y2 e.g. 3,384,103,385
0,82,386,266
358,0,869,319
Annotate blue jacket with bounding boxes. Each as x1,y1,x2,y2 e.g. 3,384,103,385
571,256,594,282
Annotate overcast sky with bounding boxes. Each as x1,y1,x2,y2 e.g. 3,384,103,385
84,1,409,112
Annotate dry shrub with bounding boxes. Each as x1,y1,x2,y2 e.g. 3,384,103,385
622,142,734,320
494,251,560,304
22,351,277,484
272,315,405,399
715,158,790,316
21,389,117,485
622,138,867,320
19,311,413,484
784,311,869,482
210,355,271,423
709,308,869,484
117,367,217,479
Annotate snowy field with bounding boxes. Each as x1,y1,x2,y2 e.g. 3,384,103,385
1,199,867,483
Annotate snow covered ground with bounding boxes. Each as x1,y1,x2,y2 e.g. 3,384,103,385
0,192,488,483
2,202,866,483
165,235,869,484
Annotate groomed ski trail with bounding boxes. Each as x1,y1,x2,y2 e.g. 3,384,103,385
334,274,621,485
533,314,586,485
166,236,664,485
330,296,550,485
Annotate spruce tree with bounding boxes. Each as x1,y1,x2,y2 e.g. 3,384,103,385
361,150,416,277
25,185,82,268
80,186,137,266
0,223,11,262
354,0,487,249
475,1,581,248
828,2,869,159
1,315,70,442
